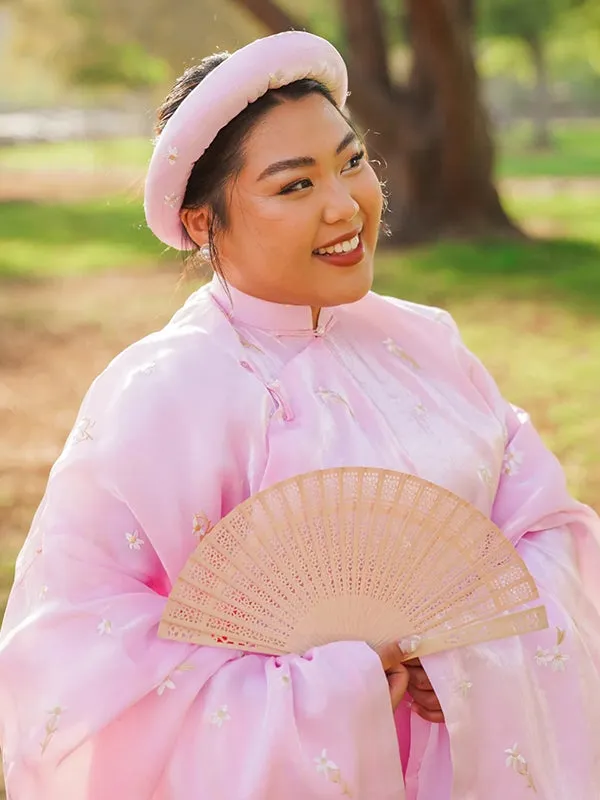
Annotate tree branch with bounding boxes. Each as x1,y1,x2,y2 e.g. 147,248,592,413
340,0,391,90
233,0,304,33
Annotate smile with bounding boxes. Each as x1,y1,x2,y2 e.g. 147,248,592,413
314,234,361,256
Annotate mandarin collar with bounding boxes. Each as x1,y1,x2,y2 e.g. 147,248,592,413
208,274,336,335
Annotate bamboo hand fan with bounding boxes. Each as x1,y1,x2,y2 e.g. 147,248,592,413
159,468,548,660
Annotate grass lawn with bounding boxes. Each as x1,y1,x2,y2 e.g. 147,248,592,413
1,120,599,179
497,120,600,179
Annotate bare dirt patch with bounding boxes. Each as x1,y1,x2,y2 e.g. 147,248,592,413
0,268,191,555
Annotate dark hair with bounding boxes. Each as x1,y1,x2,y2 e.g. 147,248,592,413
155,53,363,278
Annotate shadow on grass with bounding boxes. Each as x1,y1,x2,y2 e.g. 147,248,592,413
375,237,600,316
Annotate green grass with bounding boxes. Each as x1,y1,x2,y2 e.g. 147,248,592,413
496,120,600,178
0,137,152,172
0,198,166,278
0,119,599,179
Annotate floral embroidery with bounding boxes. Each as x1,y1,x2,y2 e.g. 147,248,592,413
209,705,231,727
157,676,176,696
40,707,63,755
383,338,420,370
140,361,156,375
281,674,291,688
456,679,473,698
237,331,264,353
502,444,523,476
268,69,287,88
39,584,49,600
193,512,212,540
316,388,354,418
157,662,195,696
166,146,179,165
315,749,352,796
97,619,112,636
164,193,180,209
504,743,536,792
534,628,569,671
125,530,145,550
478,465,494,488
414,401,427,418
71,417,95,443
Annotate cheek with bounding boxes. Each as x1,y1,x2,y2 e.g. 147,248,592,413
358,165,384,223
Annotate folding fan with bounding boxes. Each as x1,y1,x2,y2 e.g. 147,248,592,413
159,468,548,660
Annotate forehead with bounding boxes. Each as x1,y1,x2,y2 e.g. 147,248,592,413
243,93,354,169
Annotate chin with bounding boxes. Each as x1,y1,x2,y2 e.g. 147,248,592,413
322,269,374,308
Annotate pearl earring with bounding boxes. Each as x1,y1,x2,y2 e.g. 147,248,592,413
199,243,211,262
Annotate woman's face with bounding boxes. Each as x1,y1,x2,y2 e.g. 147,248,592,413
183,92,384,310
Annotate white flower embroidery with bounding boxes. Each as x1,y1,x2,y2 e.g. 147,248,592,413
315,750,352,795
157,677,176,696
478,465,494,488
457,679,473,698
534,646,553,667
97,619,112,636
535,628,569,671
505,743,527,771
72,417,95,443
164,193,180,209
550,651,570,671
502,444,523,476
39,584,49,600
414,401,427,418
125,530,145,550
192,512,212,540
166,146,179,165
504,743,536,791
268,69,287,88
383,338,420,370
156,662,194,696
209,705,231,727
315,749,339,778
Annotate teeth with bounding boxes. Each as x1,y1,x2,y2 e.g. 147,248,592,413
315,234,360,256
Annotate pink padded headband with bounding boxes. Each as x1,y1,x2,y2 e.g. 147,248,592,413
144,31,348,250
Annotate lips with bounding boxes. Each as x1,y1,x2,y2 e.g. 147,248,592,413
312,233,365,267
313,227,363,255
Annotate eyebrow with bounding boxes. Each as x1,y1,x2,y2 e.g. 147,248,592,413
257,130,359,181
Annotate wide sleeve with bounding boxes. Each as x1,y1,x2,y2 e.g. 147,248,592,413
0,342,405,800
412,312,600,799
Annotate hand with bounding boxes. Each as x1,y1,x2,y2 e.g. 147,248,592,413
404,658,445,723
374,642,410,712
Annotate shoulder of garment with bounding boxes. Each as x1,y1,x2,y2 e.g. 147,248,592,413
61,287,267,467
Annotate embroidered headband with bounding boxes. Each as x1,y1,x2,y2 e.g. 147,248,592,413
144,31,349,250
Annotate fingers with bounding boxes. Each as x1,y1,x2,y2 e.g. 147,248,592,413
387,666,410,711
407,685,442,713
412,702,445,724
376,641,406,673
406,664,433,692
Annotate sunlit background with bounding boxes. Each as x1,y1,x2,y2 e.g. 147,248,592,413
0,2,599,787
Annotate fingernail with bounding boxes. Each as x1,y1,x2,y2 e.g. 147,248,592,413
398,635,421,654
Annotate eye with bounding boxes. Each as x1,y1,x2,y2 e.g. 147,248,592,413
279,178,313,195
343,149,365,172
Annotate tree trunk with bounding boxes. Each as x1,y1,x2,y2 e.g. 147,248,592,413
388,0,520,243
525,33,553,150
234,0,522,244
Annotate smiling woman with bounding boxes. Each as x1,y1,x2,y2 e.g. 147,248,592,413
1,30,600,800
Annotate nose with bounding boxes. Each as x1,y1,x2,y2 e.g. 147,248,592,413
322,182,360,225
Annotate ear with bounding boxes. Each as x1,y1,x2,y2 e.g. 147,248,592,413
180,207,210,247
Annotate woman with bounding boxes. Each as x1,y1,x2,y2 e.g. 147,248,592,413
1,31,599,799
